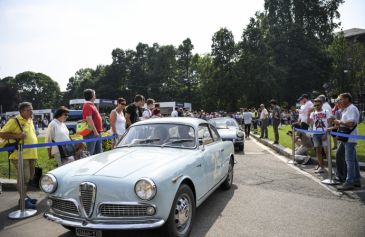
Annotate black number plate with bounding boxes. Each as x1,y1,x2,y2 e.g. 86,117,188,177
75,228,102,237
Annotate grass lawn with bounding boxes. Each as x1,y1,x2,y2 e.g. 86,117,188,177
262,123,365,163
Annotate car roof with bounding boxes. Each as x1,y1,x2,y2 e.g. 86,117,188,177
133,117,208,128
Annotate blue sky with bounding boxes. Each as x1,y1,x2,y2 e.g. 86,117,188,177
0,0,364,91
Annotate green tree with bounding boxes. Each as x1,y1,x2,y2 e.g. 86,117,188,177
0,76,19,112
14,71,61,109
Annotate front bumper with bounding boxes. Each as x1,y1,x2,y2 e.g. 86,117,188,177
222,138,244,146
44,212,165,230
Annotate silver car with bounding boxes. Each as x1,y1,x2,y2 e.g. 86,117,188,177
40,118,235,237
209,117,245,152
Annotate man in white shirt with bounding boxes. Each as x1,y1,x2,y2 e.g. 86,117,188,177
318,94,332,112
297,94,313,130
142,98,155,120
259,104,269,139
309,98,333,174
171,107,179,117
334,93,361,190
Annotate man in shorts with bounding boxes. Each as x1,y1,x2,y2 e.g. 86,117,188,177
309,98,333,173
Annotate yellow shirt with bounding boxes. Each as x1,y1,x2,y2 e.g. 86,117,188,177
0,115,38,160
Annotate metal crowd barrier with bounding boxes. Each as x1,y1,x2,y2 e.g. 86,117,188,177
0,134,115,220
291,127,365,185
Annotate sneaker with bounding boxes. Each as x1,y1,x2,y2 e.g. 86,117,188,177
354,181,362,188
273,141,279,145
315,167,325,174
314,165,320,171
26,195,38,204
337,183,355,191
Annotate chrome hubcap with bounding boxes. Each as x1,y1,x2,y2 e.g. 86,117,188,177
174,194,192,233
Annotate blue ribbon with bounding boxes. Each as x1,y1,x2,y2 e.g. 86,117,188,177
0,135,116,152
294,127,365,140
329,131,365,140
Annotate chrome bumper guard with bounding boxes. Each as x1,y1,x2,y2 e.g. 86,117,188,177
44,212,165,230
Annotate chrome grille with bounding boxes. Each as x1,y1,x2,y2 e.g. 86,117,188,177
99,204,152,217
51,198,79,215
79,182,96,217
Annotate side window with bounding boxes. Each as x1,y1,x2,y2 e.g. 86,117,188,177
209,125,220,141
198,124,213,145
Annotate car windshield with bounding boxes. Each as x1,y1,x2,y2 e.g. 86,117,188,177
210,118,238,129
117,124,196,148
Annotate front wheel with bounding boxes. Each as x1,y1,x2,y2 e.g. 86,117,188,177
164,184,195,237
221,159,234,190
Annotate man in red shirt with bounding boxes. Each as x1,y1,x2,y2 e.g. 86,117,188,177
82,89,103,155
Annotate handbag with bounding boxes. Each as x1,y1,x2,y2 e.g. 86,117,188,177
337,125,357,143
58,143,76,159
76,120,93,136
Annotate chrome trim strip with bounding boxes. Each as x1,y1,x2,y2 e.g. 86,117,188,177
96,202,157,219
44,212,165,230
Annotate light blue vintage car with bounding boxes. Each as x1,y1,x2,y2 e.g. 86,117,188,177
41,118,235,237
209,117,245,152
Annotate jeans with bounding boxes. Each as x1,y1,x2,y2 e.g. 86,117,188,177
335,142,346,182
84,133,103,156
273,120,280,143
244,124,251,137
344,142,361,184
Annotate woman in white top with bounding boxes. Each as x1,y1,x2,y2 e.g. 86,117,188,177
110,98,127,147
46,107,74,166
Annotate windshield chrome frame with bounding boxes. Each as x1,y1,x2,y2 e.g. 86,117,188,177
116,123,197,150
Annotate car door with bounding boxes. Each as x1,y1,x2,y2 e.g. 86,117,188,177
209,124,227,181
198,123,222,193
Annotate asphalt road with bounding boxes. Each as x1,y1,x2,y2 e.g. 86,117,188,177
1,139,365,237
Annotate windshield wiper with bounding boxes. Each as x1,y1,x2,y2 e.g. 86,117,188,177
161,139,194,147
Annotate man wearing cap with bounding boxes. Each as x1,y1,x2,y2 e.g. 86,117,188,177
270,99,281,144
297,94,313,130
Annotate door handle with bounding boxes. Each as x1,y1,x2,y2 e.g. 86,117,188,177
196,164,202,167
220,149,224,152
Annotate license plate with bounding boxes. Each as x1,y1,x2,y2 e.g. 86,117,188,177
75,228,102,237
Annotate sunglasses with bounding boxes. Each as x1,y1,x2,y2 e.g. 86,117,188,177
120,103,126,105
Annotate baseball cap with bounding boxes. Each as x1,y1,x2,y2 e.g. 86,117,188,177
297,94,309,102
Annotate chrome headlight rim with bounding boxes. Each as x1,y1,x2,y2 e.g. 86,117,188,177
40,173,57,193
134,178,157,201
236,130,245,138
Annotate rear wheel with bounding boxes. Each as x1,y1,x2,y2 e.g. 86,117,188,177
221,159,234,190
164,184,195,237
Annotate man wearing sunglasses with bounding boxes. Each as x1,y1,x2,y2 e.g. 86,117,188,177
309,98,333,174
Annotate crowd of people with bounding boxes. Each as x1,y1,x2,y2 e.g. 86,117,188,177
0,88,363,210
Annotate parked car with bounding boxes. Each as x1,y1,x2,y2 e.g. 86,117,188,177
64,110,82,134
209,117,245,152
41,117,235,237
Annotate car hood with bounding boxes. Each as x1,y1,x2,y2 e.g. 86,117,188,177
216,127,238,138
68,147,193,179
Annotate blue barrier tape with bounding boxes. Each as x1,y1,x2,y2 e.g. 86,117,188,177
294,128,365,140
0,146,17,152
0,135,116,152
329,131,365,140
294,128,326,135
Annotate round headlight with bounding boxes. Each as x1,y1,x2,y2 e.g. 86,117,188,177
237,130,244,138
134,178,157,200
40,174,57,193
